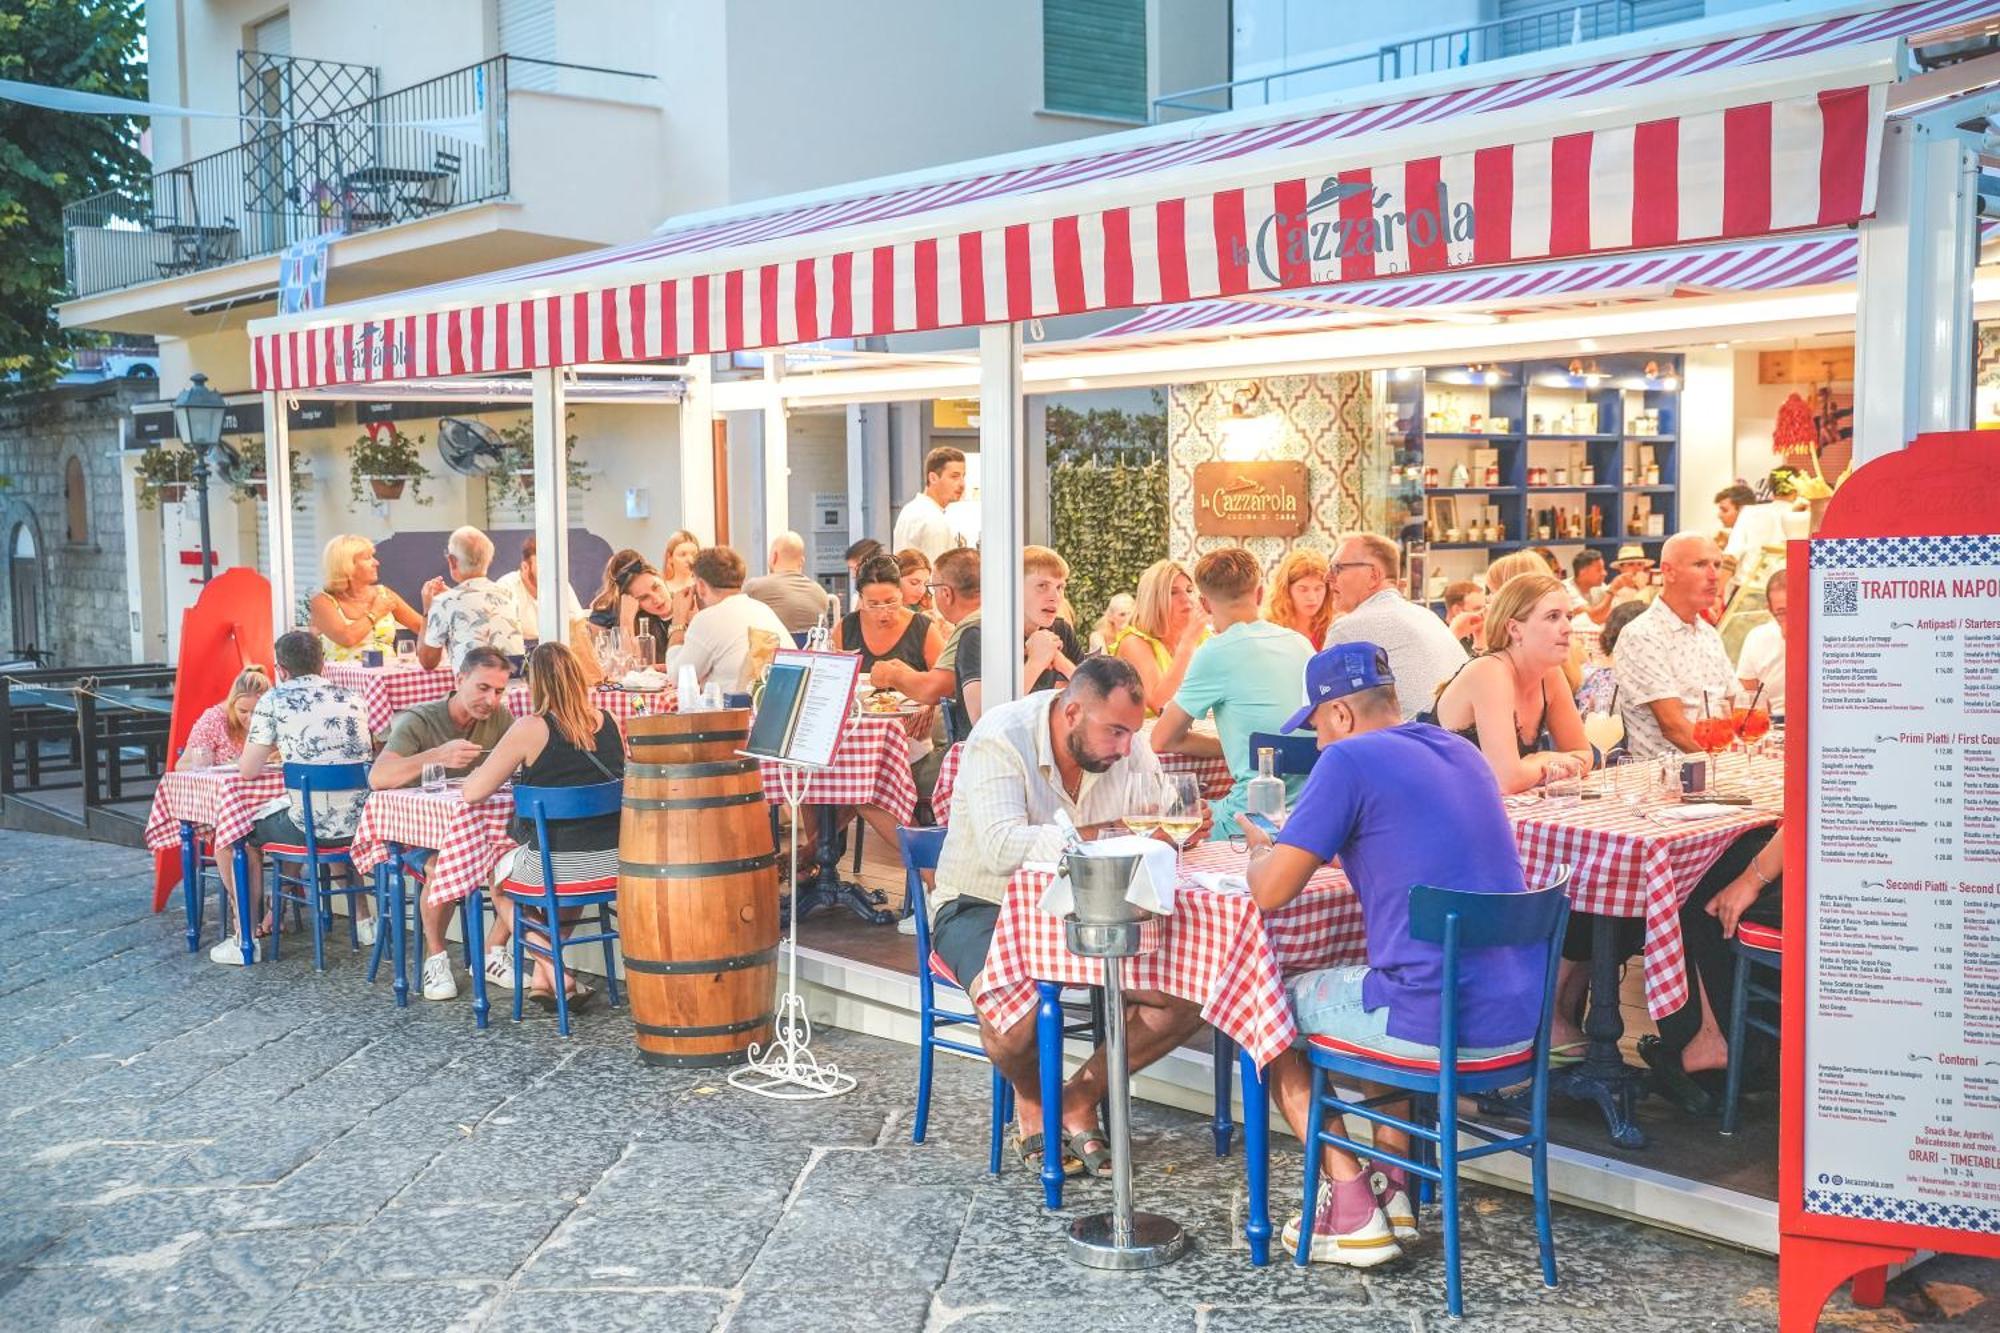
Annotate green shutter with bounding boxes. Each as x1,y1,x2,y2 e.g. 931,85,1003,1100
1044,0,1148,122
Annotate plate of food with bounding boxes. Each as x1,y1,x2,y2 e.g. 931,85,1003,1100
859,688,923,716
615,667,672,692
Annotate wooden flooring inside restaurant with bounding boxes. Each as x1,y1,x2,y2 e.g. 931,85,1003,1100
803,829,1781,1201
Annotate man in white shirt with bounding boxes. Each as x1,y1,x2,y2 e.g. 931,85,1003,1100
892,447,967,562
664,546,790,692
1323,532,1466,723
932,656,1205,1177
1735,567,1788,717
1612,532,1741,758
493,535,583,643
418,526,525,671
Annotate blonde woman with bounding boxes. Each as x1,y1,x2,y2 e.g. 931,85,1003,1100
1089,593,1136,655
1114,558,1203,715
178,665,271,768
309,535,423,663
1482,550,1547,595
662,530,701,599
462,642,624,1007
1424,573,1592,795
1263,549,1333,650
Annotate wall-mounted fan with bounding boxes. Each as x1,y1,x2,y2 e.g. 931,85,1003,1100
209,439,255,489
437,417,509,476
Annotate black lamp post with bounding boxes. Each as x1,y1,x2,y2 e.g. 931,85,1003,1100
172,372,227,582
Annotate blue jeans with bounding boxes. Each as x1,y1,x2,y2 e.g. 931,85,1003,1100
1286,965,1531,1063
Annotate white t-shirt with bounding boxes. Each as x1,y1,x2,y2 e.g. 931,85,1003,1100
1735,621,1786,716
494,569,583,641
665,591,791,692
892,492,962,563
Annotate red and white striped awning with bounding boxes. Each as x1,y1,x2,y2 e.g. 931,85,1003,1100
246,1,1981,393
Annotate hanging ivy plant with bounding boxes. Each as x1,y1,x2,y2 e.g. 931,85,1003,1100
134,444,196,510
487,412,590,508
348,425,435,505
227,449,312,512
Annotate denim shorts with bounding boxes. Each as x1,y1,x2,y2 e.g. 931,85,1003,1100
1285,964,1531,1063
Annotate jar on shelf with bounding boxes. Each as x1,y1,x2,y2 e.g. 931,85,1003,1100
1644,463,1662,486
1553,466,1570,486
1424,466,1441,487
1483,464,1500,487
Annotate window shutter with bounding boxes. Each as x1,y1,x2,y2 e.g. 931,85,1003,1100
251,11,291,57
498,0,558,90
1043,0,1148,122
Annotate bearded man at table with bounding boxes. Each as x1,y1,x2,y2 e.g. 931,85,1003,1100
1237,642,1539,1268
932,654,1207,1180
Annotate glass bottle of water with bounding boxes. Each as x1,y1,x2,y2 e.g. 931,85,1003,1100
1245,747,1286,822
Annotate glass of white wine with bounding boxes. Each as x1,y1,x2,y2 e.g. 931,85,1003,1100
1157,774,1204,877
1124,786,1164,840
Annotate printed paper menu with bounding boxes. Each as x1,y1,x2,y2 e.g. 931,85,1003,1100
1806,536,2000,1231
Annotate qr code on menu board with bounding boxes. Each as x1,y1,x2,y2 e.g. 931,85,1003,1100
1822,576,1859,617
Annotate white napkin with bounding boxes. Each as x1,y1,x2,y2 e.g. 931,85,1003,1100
1652,803,1742,822
1037,836,1179,917
1190,871,1252,897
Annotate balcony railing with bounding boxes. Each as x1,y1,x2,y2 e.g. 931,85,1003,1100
62,56,655,299
1154,0,1644,120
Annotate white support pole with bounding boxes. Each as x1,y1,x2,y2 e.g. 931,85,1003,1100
979,322,1025,710
763,355,791,559
1851,117,1979,465
263,391,297,632
531,367,569,647
678,357,717,543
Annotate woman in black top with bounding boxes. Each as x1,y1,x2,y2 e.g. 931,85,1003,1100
465,641,625,1007
832,554,944,673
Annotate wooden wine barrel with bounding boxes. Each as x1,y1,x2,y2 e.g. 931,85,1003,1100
617,709,779,1066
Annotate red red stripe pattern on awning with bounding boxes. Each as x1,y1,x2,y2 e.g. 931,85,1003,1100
253,85,1882,391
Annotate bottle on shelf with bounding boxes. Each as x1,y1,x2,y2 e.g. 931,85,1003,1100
1588,504,1604,537
1451,461,1472,487
1246,748,1286,823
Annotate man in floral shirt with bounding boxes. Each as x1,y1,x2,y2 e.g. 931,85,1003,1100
225,631,376,965
417,526,525,671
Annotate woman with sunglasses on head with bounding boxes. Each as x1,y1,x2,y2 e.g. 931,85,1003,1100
461,642,625,1008
570,549,674,685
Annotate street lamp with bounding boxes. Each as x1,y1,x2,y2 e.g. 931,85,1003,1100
172,372,227,582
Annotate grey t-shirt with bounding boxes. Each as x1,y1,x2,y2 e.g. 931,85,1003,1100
743,571,834,636
383,698,514,778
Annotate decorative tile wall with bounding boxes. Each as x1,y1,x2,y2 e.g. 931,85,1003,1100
1166,372,1381,570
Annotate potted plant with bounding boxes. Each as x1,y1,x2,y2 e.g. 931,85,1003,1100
488,413,590,508
229,449,312,512
348,425,434,505
134,445,196,510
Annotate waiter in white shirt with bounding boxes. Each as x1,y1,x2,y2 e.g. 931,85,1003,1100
664,547,790,692
892,447,968,563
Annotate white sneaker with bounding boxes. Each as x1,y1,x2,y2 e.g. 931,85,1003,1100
1379,1187,1419,1243
897,913,918,936
355,916,379,948
1281,1183,1403,1268
209,935,259,966
421,951,458,1001
483,950,519,991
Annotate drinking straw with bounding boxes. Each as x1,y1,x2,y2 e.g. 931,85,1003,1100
1702,690,1711,719
1736,681,1765,736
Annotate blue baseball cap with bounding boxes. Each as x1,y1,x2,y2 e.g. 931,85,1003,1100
1281,641,1395,733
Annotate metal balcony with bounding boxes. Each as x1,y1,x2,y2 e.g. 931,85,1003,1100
62,56,656,299
1154,0,1655,120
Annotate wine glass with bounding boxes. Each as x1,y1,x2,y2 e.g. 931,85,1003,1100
1124,785,1164,840
1734,690,1772,774
1692,705,1734,791
1158,774,1204,876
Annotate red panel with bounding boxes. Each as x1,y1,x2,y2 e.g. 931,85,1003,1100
793,260,818,343
759,263,780,347
1400,161,1446,274
830,252,854,338
1156,199,1189,304
690,274,711,354
1816,86,1870,225
1051,216,1085,312
1003,223,1033,320
1548,132,1594,256
1337,170,1376,282
957,230,985,325
914,237,939,329
871,245,896,333
724,268,745,352
1472,145,1514,265
629,283,648,359
1100,207,1133,309
1213,188,1249,295
1723,101,1774,237
1632,117,1681,248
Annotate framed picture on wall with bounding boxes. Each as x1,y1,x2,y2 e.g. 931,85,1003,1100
1425,496,1459,544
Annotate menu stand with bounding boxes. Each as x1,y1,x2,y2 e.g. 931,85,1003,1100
728,757,857,1101
1063,913,1188,1270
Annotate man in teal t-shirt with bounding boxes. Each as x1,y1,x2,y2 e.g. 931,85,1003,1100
1152,546,1316,825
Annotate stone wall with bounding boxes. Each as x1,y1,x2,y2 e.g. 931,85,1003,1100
0,382,147,667
1166,372,1382,571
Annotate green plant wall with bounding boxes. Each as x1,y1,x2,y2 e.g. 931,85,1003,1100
1050,457,1167,635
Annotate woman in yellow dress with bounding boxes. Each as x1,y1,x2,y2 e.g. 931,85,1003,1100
309,535,424,664
1112,558,1204,715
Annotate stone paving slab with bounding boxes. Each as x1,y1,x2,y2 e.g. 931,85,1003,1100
0,828,1994,1332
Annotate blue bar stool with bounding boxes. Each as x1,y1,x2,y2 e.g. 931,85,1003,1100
1720,919,1782,1136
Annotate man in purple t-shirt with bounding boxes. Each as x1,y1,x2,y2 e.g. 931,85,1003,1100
1239,641,1537,1268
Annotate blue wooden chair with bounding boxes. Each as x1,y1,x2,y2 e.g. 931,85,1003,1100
265,762,374,972
1295,868,1572,1318
500,780,624,1037
1721,919,1782,1136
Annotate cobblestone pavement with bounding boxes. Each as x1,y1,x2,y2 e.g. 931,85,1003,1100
0,828,1993,1332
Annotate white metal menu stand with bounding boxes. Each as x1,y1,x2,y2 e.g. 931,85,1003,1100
728,648,862,1101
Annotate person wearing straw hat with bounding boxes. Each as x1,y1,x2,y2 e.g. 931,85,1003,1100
1609,532,1739,760
1606,543,1656,607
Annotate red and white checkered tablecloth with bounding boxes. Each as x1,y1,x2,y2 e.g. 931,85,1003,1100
757,713,919,825
1510,754,1782,1018
143,767,287,853
973,840,1367,1069
327,662,655,733
931,730,1235,825
348,785,519,908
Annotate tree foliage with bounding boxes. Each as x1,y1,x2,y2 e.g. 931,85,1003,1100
0,0,147,394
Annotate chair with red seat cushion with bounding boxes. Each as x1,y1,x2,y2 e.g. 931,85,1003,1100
265,762,373,973
1296,867,1572,1319
1722,921,1783,1136
501,780,623,1037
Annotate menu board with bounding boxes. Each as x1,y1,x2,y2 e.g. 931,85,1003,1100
765,649,860,770
1805,534,2000,1232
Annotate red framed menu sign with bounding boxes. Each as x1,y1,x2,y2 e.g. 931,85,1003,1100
1784,431,2000,1331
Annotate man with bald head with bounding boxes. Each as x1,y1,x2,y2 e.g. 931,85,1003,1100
744,530,835,636
1611,531,1739,758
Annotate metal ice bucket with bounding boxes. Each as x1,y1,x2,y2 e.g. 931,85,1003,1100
1061,851,1147,926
